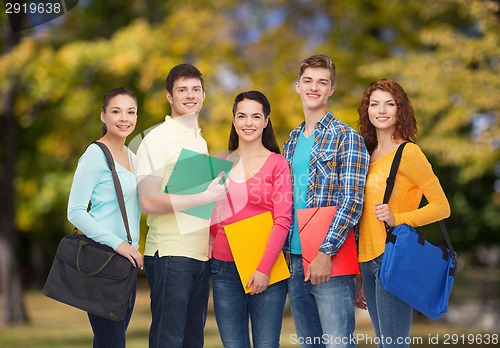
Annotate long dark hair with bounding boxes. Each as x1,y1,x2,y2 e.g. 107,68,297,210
101,87,137,137
357,79,417,154
228,90,280,154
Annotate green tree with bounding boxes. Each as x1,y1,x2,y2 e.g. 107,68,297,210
353,0,500,247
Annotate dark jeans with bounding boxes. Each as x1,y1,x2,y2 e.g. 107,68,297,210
144,253,211,348
87,287,136,348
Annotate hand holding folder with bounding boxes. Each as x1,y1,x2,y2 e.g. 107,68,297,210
297,206,359,278
164,148,233,220
224,211,290,294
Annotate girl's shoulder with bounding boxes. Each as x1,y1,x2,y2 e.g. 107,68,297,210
402,142,427,159
400,142,432,172
268,152,287,162
267,152,290,171
77,143,111,171
80,142,106,161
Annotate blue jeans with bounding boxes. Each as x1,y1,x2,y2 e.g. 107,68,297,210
144,253,211,348
211,259,286,348
287,254,356,348
360,254,412,348
87,288,136,348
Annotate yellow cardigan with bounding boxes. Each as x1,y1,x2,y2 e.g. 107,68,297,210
358,142,451,263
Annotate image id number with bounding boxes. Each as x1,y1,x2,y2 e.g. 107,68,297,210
443,333,499,345
5,1,62,14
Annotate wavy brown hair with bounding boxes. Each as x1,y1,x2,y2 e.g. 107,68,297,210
357,79,417,154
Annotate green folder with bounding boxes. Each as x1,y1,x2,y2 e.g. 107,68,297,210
164,148,233,220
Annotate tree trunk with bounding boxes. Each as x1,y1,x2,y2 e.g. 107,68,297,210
0,19,28,326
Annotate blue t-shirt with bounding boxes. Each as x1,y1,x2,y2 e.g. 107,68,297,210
290,130,315,254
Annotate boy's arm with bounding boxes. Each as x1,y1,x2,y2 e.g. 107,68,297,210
138,173,227,215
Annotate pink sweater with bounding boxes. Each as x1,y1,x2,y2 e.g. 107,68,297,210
210,153,293,275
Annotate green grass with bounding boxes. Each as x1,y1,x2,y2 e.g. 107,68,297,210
0,284,494,347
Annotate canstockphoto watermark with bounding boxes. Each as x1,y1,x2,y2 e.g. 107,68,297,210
289,334,424,346
289,333,500,346
4,1,79,32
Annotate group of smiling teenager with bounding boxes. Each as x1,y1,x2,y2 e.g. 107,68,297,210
67,53,450,348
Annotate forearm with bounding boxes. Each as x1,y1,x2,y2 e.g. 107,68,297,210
139,189,210,215
68,209,123,250
396,147,451,227
257,165,293,274
394,181,451,227
138,173,226,215
320,188,365,255
320,133,368,255
257,219,290,275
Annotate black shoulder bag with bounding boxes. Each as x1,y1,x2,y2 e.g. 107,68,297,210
43,142,138,321
378,142,457,320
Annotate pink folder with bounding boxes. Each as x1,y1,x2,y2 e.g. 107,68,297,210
297,206,359,277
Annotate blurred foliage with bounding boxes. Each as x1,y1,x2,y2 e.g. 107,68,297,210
0,0,499,285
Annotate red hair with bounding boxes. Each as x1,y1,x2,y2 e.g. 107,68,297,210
357,79,417,154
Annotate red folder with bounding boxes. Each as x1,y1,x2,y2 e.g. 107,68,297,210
297,206,359,277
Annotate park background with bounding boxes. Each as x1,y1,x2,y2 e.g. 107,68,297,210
0,0,499,346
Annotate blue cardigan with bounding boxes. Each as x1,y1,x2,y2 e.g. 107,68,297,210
67,143,140,250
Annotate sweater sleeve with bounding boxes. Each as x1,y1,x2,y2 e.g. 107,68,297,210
393,144,451,227
67,145,124,250
257,156,293,275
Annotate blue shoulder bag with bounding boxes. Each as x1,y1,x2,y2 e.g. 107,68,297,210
379,142,457,320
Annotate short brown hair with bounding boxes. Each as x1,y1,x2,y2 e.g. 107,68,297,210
165,63,204,95
298,54,336,87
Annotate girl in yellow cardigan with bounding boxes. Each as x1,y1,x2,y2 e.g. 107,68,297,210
356,79,450,347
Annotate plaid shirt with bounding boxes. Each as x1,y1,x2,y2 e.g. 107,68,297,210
283,112,369,256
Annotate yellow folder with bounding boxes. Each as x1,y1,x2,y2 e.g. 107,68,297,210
224,211,290,294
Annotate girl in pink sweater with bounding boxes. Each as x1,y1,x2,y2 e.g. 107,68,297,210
210,90,292,347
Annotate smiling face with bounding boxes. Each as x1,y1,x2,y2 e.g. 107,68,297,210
100,94,137,139
368,89,398,132
166,77,205,117
233,98,269,145
295,67,334,113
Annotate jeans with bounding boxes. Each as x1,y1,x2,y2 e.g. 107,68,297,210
144,253,211,348
287,254,356,348
360,254,412,348
87,288,136,348
211,259,286,348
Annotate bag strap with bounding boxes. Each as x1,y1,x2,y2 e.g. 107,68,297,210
382,142,455,256
382,142,408,204
439,220,456,257
92,141,132,245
